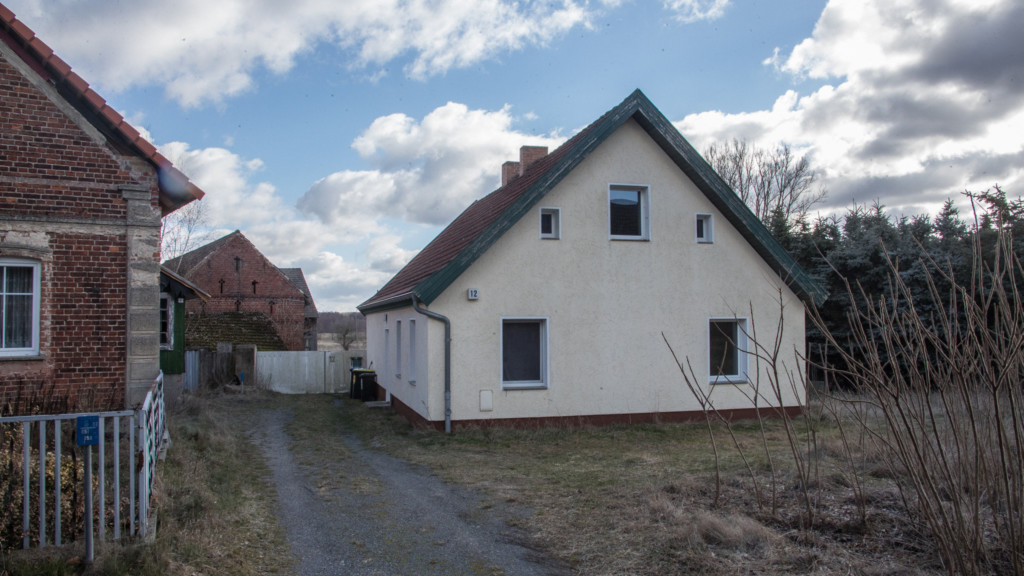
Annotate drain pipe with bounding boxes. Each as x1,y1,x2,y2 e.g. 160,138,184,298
411,296,452,434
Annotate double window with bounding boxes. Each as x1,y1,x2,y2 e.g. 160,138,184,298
1,259,41,357
609,185,650,240
501,318,548,389
709,318,748,384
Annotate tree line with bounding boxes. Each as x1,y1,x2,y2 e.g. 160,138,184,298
706,140,1022,375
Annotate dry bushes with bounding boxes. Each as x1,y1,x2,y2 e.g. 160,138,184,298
813,225,1024,575
668,223,1024,575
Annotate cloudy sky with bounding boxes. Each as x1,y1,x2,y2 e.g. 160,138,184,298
8,0,1023,310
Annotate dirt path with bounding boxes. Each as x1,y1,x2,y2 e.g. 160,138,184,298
249,403,567,576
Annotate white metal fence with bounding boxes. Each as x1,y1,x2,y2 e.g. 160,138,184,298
0,372,167,549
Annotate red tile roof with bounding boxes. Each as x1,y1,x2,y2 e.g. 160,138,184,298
0,3,204,215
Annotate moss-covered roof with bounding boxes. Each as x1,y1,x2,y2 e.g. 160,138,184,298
185,312,287,351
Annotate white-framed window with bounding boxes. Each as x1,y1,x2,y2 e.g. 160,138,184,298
159,293,173,350
540,207,561,239
395,320,402,379
696,213,714,243
709,317,749,384
501,317,548,389
408,319,417,384
609,184,650,240
0,258,41,358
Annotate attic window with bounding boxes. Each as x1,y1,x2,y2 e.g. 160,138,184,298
609,185,649,240
540,207,560,239
696,214,714,243
219,279,225,294
252,280,258,294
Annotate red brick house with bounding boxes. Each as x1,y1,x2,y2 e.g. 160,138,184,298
164,230,318,352
0,5,205,415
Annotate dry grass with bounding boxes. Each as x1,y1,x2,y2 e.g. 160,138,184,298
0,389,961,575
338,400,944,575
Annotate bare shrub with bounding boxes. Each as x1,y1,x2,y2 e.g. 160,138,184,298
812,222,1024,575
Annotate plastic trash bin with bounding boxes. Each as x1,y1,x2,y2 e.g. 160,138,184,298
349,369,375,399
358,371,379,401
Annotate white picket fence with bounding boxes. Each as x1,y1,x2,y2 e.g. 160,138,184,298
0,372,168,549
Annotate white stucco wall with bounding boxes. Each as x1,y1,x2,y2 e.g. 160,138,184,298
370,118,808,424
365,305,435,419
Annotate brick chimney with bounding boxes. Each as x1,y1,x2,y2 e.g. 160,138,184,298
501,161,521,187
501,146,548,187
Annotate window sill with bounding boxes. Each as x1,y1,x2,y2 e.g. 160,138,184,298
609,236,649,242
502,383,548,391
709,378,749,385
0,354,46,362
408,380,416,386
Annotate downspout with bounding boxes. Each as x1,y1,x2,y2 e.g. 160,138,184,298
411,296,452,434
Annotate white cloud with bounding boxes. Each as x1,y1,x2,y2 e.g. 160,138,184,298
7,0,593,107
298,101,565,227
662,0,730,23
677,0,1024,216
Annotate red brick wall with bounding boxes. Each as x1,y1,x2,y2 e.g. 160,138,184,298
0,57,155,219
0,49,161,415
0,234,129,413
183,235,308,350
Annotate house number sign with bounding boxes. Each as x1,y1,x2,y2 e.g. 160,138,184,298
467,288,480,300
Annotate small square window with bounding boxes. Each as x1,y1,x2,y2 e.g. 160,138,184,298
709,318,748,384
609,185,649,240
696,214,713,243
540,207,560,239
501,318,548,389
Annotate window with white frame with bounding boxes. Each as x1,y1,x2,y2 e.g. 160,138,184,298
0,259,41,357
501,318,548,389
408,319,416,384
159,293,173,350
709,318,748,383
609,185,649,240
395,320,402,379
540,207,560,239
696,213,714,243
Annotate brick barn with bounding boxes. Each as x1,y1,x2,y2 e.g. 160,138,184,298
0,5,205,415
163,230,318,352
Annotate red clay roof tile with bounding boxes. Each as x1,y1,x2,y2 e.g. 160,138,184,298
27,36,50,59
46,53,70,76
64,70,89,93
81,87,105,110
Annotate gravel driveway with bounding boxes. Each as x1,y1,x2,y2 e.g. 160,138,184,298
249,402,568,576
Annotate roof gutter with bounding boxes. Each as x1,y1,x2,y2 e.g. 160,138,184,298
411,296,452,434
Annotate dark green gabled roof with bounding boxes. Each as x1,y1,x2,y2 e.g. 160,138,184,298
358,90,827,314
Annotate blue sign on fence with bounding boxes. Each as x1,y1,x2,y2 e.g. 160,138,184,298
77,415,99,447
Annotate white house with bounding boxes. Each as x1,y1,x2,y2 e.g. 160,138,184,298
358,90,826,431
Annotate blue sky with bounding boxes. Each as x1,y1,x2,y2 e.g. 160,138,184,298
7,0,1023,311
